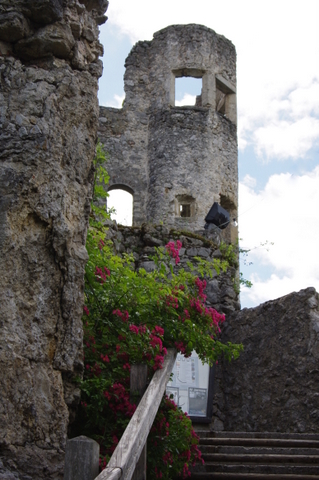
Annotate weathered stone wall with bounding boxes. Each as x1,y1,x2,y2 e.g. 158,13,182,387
0,1,108,478
99,24,238,236
212,287,319,433
104,220,240,315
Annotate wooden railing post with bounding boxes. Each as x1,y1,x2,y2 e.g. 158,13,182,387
130,364,148,480
96,349,177,480
64,435,99,480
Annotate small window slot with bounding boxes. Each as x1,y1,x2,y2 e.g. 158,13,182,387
180,204,191,218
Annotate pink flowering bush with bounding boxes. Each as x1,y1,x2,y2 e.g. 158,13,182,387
72,145,242,477
148,395,204,479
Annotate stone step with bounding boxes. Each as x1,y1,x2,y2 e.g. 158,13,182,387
193,463,319,474
200,445,319,455
199,437,319,448
202,453,319,464
191,474,319,480
195,430,319,440
190,432,319,479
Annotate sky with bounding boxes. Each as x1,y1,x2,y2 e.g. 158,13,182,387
97,0,319,308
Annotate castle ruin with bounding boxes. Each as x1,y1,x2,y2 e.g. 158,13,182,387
0,6,318,478
99,24,238,239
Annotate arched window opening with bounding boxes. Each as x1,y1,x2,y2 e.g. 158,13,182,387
107,187,133,226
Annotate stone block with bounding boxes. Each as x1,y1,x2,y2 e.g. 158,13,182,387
0,12,30,43
15,23,75,60
27,0,64,25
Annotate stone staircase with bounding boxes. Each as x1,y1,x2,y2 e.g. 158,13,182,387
191,431,319,479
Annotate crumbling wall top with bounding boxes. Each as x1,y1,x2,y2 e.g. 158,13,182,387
123,24,236,113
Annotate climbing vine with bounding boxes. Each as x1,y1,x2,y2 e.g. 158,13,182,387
72,144,242,479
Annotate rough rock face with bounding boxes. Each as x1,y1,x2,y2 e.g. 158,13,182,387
212,287,319,433
99,24,238,240
0,1,108,478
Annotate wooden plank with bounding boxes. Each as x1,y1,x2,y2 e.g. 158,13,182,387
130,364,148,480
95,349,177,480
99,468,121,480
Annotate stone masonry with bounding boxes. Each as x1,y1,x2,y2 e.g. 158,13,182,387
0,1,108,478
213,287,319,433
98,24,238,238
103,219,240,315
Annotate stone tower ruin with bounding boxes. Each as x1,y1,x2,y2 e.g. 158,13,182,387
98,24,238,236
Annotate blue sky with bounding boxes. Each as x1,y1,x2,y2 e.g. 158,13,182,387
98,0,319,308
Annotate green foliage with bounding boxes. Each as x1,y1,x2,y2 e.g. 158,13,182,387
90,142,111,224
239,272,253,289
74,144,243,477
148,396,204,479
219,240,238,267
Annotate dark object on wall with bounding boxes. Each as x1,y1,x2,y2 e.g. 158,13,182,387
204,202,230,230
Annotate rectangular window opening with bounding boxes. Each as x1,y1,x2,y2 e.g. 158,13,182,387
180,204,191,217
175,77,202,107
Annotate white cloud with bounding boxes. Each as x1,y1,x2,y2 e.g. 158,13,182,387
254,117,319,160
239,79,319,160
175,94,197,107
241,175,256,188
105,94,125,109
239,166,319,306
289,82,319,119
241,272,318,307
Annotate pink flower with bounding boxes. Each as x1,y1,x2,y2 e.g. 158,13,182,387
94,266,109,283
100,354,110,363
113,309,129,322
152,325,164,336
150,334,163,351
153,354,164,370
195,277,207,300
165,240,182,265
129,325,139,334
175,341,187,354
83,305,90,316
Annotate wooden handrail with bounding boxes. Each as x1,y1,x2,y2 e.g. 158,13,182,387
95,348,177,480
